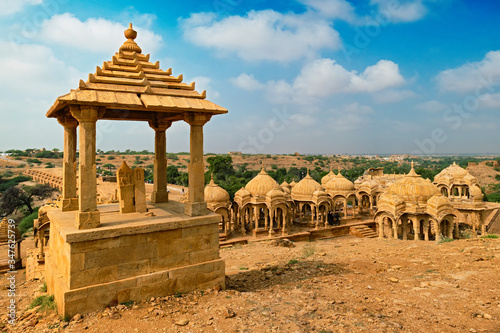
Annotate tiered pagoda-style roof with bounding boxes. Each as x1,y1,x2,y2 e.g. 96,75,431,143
46,24,227,121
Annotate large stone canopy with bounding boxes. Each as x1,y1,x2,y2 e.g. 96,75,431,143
46,24,227,122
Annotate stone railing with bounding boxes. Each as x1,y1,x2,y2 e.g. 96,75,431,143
24,169,63,191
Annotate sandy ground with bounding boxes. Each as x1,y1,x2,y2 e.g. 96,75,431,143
1,235,499,333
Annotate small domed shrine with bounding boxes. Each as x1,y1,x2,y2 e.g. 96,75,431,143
291,170,331,228
205,175,231,239
324,171,356,218
375,163,456,241
233,165,291,236
434,162,480,198
433,162,487,232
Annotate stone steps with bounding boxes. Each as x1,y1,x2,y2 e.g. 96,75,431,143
350,225,378,238
485,208,500,232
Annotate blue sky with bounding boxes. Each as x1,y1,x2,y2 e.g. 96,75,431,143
0,0,499,155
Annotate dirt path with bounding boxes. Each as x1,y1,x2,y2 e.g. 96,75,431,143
2,236,499,332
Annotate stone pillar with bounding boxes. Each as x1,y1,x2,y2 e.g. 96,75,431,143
239,208,246,236
184,113,211,216
57,115,79,211
264,210,269,230
423,219,429,241
448,220,454,239
269,210,275,237
314,206,320,229
393,220,398,239
413,220,420,241
70,105,104,229
378,219,384,238
148,119,172,203
253,206,259,237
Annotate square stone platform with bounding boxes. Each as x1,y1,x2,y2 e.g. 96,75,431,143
45,201,225,317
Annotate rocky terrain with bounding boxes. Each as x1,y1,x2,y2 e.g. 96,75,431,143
2,235,500,333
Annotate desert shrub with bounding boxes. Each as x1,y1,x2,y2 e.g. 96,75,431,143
481,234,498,239
29,295,56,311
302,243,316,258
438,237,454,243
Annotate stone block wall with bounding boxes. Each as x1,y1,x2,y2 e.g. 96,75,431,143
45,211,225,317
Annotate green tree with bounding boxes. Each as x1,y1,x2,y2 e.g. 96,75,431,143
0,184,55,216
206,155,235,181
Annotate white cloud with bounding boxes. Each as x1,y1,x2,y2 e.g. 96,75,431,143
294,58,405,96
479,93,500,109
416,100,448,113
233,58,405,104
436,50,500,93
39,13,163,54
327,102,373,131
290,113,318,127
189,76,220,99
0,41,81,98
0,0,43,16
300,0,360,23
370,0,428,23
180,10,341,62
373,89,416,103
231,73,264,91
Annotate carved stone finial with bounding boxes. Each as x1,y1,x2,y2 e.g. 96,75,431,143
119,23,142,54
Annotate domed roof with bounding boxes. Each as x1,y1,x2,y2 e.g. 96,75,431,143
204,175,230,204
463,173,477,183
0,217,21,243
280,180,291,190
321,168,336,185
427,194,452,210
266,189,286,199
289,180,297,187
358,179,379,191
245,166,282,197
292,171,323,197
386,163,439,204
325,171,354,192
435,162,469,182
378,192,405,207
234,187,251,199
469,185,483,202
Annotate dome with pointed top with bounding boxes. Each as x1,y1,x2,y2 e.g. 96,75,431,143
266,189,286,199
435,162,469,182
321,169,336,186
280,180,291,191
205,176,230,204
289,180,297,187
386,164,440,204
292,171,323,197
235,187,251,199
245,167,282,197
359,179,379,191
324,172,354,192
427,193,453,211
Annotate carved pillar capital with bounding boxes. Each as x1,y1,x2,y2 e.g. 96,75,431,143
70,105,105,123
184,113,212,126
148,118,172,132
57,115,79,129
